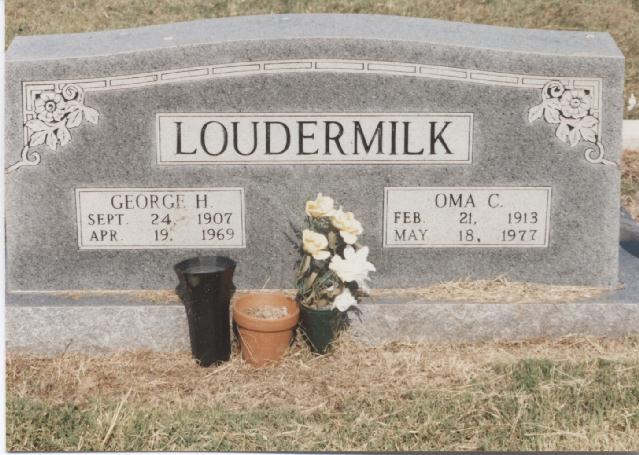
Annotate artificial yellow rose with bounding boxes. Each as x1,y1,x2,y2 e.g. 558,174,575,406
331,207,363,244
305,193,335,218
302,229,331,260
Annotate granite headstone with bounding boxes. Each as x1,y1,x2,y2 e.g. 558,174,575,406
8,15,639,354
5,14,625,296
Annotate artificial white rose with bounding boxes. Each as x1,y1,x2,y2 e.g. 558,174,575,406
302,229,331,260
329,246,375,287
331,207,363,245
332,288,358,312
305,193,335,218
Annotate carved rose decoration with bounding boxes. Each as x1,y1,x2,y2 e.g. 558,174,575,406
34,91,67,123
26,85,99,151
559,89,592,119
528,80,599,148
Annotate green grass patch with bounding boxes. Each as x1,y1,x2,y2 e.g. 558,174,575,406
8,357,639,451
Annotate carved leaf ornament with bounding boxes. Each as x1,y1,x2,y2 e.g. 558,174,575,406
27,85,99,150
6,84,99,172
529,80,613,166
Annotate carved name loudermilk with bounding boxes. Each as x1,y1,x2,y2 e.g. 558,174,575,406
156,113,473,164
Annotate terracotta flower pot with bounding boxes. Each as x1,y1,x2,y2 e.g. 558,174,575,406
233,293,300,367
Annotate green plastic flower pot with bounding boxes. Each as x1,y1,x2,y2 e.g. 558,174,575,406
298,305,347,354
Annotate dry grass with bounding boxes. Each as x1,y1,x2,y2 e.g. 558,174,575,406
370,277,610,303
7,335,639,451
9,335,638,409
31,277,611,305
623,150,639,220
43,288,180,303
5,0,639,119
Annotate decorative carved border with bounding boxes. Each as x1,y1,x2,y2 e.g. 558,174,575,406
7,59,606,172
528,80,611,166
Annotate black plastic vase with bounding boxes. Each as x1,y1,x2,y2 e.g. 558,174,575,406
174,256,236,367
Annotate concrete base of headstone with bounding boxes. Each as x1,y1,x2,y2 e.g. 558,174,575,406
624,120,639,150
7,244,638,355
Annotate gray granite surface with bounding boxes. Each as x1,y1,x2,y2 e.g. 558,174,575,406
8,300,639,355
6,243,638,354
6,14,622,61
5,15,625,291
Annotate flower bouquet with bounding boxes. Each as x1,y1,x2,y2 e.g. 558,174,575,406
296,193,375,353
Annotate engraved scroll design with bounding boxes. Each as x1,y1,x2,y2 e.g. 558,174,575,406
7,84,100,172
6,59,608,172
528,80,613,166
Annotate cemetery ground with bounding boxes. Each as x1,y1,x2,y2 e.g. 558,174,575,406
6,260,639,451
5,1,639,451
5,0,639,120
6,335,639,451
